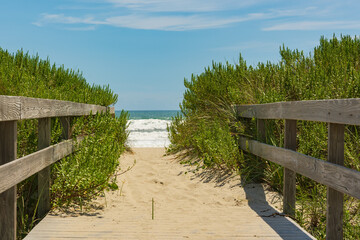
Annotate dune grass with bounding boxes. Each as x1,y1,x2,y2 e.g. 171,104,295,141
168,35,360,239
0,48,128,239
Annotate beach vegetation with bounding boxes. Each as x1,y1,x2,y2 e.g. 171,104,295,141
0,48,128,239
168,35,360,239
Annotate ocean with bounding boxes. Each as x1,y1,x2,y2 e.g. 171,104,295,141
115,110,180,148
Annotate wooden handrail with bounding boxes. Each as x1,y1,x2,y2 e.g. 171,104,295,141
0,138,83,195
0,95,114,240
0,95,108,121
235,98,360,125
238,136,360,199
235,98,360,240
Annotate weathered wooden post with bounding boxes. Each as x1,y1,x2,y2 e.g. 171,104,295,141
326,123,344,240
283,119,297,217
60,117,71,140
256,119,266,142
38,118,51,218
0,121,17,240
109,107,115,118
256,119,266,178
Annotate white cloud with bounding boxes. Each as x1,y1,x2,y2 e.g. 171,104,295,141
33,1,335,32
65,26,97,31
33,14,105,27
105,0,260,12
263,21,360,31
34,5,318,31
34,13,251,31
107,14,250,31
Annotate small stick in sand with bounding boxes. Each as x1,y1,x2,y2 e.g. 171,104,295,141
152,198,154,220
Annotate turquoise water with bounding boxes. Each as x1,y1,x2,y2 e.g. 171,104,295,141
115,110,181,120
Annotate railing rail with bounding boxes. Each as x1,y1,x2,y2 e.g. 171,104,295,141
0,95,108,121
0,138,81,194
238,136,360,199
235,98,360,240
236,98,360,125
0,95,113,240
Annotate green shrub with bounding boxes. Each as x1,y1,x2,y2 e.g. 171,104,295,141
0,48,128,238
51,111,128,207
169,35,360,239
0,48,117,105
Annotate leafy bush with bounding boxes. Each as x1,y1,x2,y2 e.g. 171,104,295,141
0,48,117,105
0,48,128,238
51,111,128,207
169,35,360,239
169,115,239,169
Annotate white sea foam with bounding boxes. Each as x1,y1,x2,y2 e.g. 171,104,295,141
127,119,171,147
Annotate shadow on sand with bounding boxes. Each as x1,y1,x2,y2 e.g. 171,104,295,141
175,157,315,240
49,202,104,218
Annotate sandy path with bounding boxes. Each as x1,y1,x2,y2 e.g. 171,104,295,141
26,148,314,240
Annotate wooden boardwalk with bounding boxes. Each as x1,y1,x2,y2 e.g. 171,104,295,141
25,207,314,239
25,148,315,240
2,96,359,239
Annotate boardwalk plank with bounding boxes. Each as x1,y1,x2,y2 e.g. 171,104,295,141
235,98,360,125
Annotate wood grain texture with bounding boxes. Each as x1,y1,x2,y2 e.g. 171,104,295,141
283,120,297,217
108,106,115,118
38,118,51,219
25,211,315,240
21,97,107,119
326,123,344,240
235,98,360,125
239,136,360,199
256,119,266,142
0,121,17,240
0,95,21,121
38,118,51,149
0,95,107,121
60,117,71,140
256,119,267,178
0,139,79,195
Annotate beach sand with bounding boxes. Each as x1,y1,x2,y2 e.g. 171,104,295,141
26,148,314,239
97,147,283,220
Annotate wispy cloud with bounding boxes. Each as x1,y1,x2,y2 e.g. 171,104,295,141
105,14,246,31
34,0,350,32
65,26,97,31
34,13,250,31
264,21,360,31
105,0,262,13
33,14,104,27
34,6,317,31
34,0,271,31
103,8,311,31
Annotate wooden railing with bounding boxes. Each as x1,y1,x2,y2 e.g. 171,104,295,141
235,98,360,240
0,95,114,240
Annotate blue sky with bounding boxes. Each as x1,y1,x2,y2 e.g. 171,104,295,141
0,0,359,110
